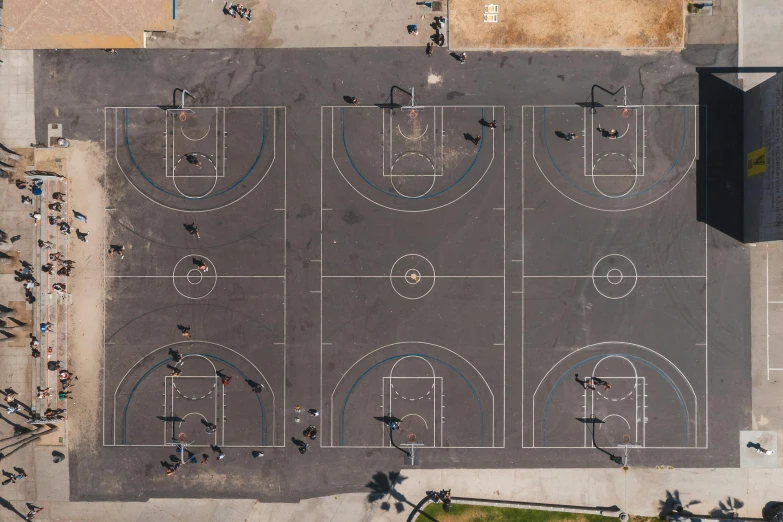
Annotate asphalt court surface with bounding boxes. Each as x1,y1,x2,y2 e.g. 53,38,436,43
104,106,286,449
33,47,750,501
523,105,706,450
321,106,505,449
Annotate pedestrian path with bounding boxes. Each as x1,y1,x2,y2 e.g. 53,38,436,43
0,50,35,148
0,466,780,521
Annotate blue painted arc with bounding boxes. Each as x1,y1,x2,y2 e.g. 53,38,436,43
340,108,485,200
123,108,267,200
122,354,267,446
541,353,690,447
340,353,486,447
542,106,688,199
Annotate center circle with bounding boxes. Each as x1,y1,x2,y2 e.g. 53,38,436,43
390,254,436,300
173,255,218,300
187,269,203,285
591,254,638,300
606,268,623,285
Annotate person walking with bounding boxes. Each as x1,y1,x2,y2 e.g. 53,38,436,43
487,120,497,129
205,422,217,434
309,408,320,417
201,454,209,464
73,210,88,222
252,383,264,393
26,507,44,520
351,96,359,106
76,229,89,242
221,375,232,386
459,52,466,64
178,325,191,338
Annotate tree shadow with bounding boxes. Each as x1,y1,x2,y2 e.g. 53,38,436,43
762,501,783,521
365,471,412,513
709,497,744,518
658,490,699,519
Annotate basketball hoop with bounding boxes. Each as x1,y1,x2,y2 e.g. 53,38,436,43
408,433,417,443
621,107,631,119
621,434,631,445
409,108,418,120
178,432,187,443
179,111,188,122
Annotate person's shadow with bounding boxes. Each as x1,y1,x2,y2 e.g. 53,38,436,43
291,437,305,448
555,131,566,139
449,52,462,62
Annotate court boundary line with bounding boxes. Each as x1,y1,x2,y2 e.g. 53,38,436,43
321,105,506,449
102,106,287,448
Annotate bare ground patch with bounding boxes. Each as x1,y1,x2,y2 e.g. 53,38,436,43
449,0,683,49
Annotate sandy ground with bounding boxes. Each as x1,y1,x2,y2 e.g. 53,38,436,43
64,140,105,453
449,0,684,49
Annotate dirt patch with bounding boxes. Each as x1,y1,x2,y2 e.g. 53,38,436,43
64,140,106,453
449,0,684,49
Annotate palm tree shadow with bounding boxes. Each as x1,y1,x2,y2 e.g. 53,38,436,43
709,497,744,518
365,471,412,513
657,489,700,519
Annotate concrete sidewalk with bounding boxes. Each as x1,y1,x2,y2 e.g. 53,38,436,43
0,467,780,521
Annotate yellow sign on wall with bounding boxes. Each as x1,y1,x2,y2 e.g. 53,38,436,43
747,147,767,176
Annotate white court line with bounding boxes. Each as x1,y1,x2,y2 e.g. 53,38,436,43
521,107,525,447
113,106,279,213
329,341,495,449
531,341,699,448
320,107,325,446
283,106,287,445
322,275,503,278
103,110,108,446
107,275,284,278
523,275,705,278
331,105,499,213
529,105,698,213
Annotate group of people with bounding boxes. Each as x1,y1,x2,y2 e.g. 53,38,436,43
224,2,252,21
1,467,27,486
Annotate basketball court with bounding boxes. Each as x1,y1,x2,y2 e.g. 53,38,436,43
102,105,287,449
319,104,506,451
522,102,706,451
